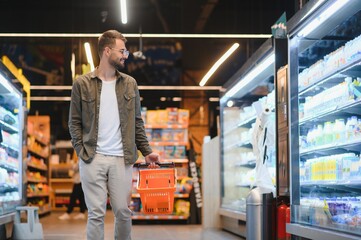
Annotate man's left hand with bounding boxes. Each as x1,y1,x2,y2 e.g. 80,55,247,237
144,152,160,168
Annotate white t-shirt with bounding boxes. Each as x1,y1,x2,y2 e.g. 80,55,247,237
96,79,124,156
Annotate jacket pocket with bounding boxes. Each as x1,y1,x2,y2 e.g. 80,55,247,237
124,93,136,110
81,96,95,126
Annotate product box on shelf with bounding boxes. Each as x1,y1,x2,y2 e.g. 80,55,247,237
178,109,189,126
157,110,168,124
146,110,158,124
166,107,179,124
164,146,186,159
151,129,162,141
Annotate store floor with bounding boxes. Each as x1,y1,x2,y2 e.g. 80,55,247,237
40,211,243,240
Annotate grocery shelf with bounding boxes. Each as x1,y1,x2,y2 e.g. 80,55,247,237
50,178,73,183
0,162,18,172
149,141,188,146
0,119,19,133
28,149,48,159
298,56,361,96
144,123,188,129
299,139,361,157
27,162,48,171
299,99,361,125
28,133,49,146
27,193,50,198
27,178,48,183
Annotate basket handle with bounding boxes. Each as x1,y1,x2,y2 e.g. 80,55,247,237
135,162,175,169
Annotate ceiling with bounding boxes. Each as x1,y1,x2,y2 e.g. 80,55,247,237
0,0,298,86
0,0,299,140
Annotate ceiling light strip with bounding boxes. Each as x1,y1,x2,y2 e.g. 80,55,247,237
297,0,350,37
225,53,275,98
120,0,128,24
30,85,224,91
30,96,72,101
199,43,239,86
0,33,271,39
84,42,95,71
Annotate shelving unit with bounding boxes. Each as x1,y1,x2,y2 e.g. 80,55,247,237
26,115,51,215
218,37,288,238
131,108,191,221
48,141,80,211
0,61,25,225
49,163,74,211
287,1,361,239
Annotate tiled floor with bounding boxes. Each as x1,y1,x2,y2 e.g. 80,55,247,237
40,211,243,240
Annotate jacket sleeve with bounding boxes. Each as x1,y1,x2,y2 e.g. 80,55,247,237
68,80,83,157
134,82,152,157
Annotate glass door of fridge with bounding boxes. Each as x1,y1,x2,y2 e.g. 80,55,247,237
0,69,23,218
220,42,277,215
288,1,361,238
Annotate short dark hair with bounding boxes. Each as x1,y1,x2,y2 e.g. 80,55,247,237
98,30,127,57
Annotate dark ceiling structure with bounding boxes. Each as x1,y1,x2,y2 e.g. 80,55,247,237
1,0,298,86
0,0,300,140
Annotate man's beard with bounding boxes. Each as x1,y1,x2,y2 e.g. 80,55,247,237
109,58,124,71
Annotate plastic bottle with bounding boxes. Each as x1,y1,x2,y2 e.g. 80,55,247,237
345,77,354,100
356,119,361,139
306,127,314,148
334,119,346,143
346,116,358,141
345,117,352,141
315,124,324,146
323,122,334,145
350,116,358,140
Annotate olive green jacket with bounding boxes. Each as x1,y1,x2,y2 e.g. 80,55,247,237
68,70,152,164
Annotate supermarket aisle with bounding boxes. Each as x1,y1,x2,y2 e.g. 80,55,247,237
40,211,243,240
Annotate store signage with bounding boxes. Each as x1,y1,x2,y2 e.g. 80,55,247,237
189,161,202,208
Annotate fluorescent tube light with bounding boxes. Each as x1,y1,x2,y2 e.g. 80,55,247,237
84,42,95,71
209,97,220,102
172,97,182,102
0,73,14,93
0,33,271,39
199,43,240,86
225,53,275,98
71,53,75,79
300,0,326,22
120,0,128,24
297,0,350,37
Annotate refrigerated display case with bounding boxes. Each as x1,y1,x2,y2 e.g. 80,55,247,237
0,60,24,225
219,37,287,237
287,1,361,239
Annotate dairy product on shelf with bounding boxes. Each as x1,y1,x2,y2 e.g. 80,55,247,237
301,153,360,182
299,34,361,90
301,116,361,150
300,196,361,227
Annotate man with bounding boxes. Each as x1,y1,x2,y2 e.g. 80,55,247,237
68,30,160,240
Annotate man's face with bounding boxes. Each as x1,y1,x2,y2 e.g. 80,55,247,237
108,39,128,70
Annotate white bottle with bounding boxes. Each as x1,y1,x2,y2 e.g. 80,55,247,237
334,119,346,143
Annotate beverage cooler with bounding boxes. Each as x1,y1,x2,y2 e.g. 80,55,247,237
0,60,25,225
286,0,361,239
219,37,287,237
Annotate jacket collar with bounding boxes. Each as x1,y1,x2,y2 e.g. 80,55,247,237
90,67,122,80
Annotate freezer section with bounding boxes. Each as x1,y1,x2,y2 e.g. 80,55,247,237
220,49,277,214
288,1,361,238
0,71,23,217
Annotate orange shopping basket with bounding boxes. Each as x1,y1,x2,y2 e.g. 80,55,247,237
136,162,176,214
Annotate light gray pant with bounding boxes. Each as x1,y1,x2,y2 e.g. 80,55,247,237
79,154,133,240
